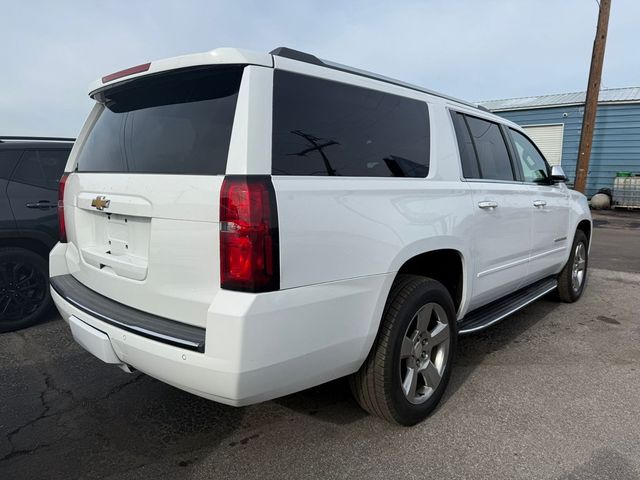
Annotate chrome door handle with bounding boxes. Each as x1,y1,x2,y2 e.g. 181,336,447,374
478,201,498,210
533,200,547,208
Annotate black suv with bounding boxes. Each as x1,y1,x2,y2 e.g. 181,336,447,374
0,137,73,332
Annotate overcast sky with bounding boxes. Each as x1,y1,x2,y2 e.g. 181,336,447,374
2,0,638,137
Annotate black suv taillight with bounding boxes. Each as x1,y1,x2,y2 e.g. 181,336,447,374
220,175,279,292
58,173,69,243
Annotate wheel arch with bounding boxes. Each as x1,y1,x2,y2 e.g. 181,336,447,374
0,236,52,259
576,219,592,248
393,248,466,315
357,244,470,370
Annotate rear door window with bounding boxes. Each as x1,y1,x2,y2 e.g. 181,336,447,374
76,66,243,175
450,112,480,178
0,150,22,180
450,112,515,181
272,71,430,177
12,149,70,189
465,116,514,181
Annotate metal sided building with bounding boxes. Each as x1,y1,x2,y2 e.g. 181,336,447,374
480,87,640,197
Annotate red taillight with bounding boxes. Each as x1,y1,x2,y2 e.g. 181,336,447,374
220,176,279,292
58,173,69,243
102,62,151,83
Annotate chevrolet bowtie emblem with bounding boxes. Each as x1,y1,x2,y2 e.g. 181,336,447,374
91,196,110,211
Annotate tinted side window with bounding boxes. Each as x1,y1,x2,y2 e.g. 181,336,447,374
450,112,480,178
272,71,429,177
12,149,70,190
508,129,549,183
466,116,514,181
0,150,22,179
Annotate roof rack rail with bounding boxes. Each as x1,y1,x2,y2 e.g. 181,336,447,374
0,136,75,143
269,47,480,110
476,104,491,112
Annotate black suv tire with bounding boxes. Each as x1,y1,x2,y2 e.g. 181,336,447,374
556,230,589,303
350,275,457,425
0,247,52,332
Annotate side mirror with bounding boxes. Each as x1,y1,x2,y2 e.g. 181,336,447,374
550,165,567,183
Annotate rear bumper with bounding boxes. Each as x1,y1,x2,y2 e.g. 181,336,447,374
50,242,393,406
51,287,242,404
51,274,206,352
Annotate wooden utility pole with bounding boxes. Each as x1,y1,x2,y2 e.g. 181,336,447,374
575,0,612,193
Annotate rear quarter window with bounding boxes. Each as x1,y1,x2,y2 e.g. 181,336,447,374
76,66,243,175
272,71,430,177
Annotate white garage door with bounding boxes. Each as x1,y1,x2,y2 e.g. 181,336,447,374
522,124,565,166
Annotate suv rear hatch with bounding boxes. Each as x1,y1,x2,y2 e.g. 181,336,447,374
63,66,244,328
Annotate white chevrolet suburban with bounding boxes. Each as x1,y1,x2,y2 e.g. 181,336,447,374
50,47,592,425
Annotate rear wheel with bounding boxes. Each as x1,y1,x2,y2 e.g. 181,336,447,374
350,275,457,425
0,248,51,333
556,230,588,303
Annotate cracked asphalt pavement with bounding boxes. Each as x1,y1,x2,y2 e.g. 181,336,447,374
1,210,640,479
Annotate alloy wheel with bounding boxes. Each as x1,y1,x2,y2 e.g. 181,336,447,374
571,242,587,292
399,302,450,404
0,261,46,322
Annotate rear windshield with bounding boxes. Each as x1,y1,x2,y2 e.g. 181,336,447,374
76,66,243,175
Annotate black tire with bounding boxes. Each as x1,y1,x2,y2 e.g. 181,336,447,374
350,275,457,425
0,247,52,333
556,230,589,303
